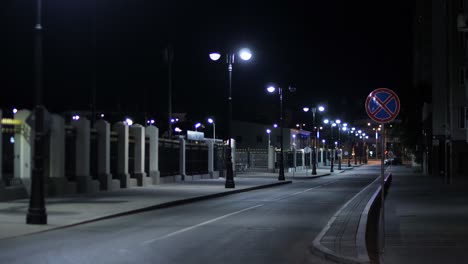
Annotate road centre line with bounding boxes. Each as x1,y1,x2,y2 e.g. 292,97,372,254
142,204,264,245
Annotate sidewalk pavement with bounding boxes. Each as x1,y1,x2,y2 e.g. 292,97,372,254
382,165,468,264
312,163,388,264
0,167,349,241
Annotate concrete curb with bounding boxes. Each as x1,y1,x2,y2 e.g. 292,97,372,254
311,175,382,264
356,173,392,261
2,180,292,240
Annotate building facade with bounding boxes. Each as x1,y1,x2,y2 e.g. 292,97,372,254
415,0,468,181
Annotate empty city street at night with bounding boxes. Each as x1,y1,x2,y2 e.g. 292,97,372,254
0,166,381,264
2,1,468,263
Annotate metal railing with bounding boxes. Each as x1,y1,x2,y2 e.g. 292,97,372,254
159,138,180,177
186,142,208,175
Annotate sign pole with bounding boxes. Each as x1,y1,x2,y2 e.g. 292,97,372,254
380,123,385,252
365,87,400,255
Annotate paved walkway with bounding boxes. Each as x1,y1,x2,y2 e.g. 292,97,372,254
382,166,468,264
312,164,389,264
0,166,351,241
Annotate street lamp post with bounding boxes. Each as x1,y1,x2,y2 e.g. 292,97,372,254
208,118,215,140
358,130,363,164
267,85,296,181
303,105,325,175
266,129,271,147
210,48,252,188
336,119,342,170
27,0,47,225
322,139,326,166
323,119,335,173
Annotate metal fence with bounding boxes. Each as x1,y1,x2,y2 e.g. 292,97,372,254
186,142,208,175
1,124,17,186
90,129,98,180
65,126,77,182
305,152,311,167
236,148,268,172
159,138,180,177
214,144,226,177
128,134,135,176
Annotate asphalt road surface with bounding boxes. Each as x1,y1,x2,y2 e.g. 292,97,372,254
0,166,380,264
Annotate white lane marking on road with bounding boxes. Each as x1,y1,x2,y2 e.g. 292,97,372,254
142,204,264,245
270,180,340,201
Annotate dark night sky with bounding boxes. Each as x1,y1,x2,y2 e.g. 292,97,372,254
1,1,413,134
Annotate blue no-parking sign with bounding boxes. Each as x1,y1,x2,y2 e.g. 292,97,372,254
365,88,400,123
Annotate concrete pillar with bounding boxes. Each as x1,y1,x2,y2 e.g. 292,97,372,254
207,139,215,177
113,122,132,188
145,125,160,184
231,139,236,175
130,124,148,186
179,137,186,181
0,110,3,188
322,148,327,166
95,120,119,190
301,150,305,170
14,109,32,195
72,118,99,193
48,114,65,179
268,145,275,173
293,148,297,170
46,114,76,195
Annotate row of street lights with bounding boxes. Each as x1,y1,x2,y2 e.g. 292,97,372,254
27,2,376,225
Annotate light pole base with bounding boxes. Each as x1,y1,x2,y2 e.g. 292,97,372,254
225,179,235,188
26,208,47,225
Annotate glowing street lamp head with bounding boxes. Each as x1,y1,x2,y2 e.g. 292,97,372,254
273,123,278,128
318,106,325,112
195,123,201,129
267,86,276,93
323,119,329,124
125,118,133,126
209,52,221,61
12,108,18,114
303,107,310,112
292,134,296,138
239,48,252,61
207,118,214,124
335,119,341,124
266,129,271,134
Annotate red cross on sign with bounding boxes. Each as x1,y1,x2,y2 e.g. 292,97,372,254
365,88,400,123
